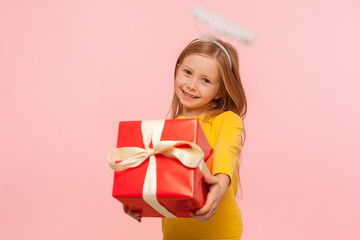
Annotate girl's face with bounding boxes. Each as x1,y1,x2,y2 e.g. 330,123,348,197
175,54,221,117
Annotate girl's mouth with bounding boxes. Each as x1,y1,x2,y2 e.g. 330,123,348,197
182,89,198,99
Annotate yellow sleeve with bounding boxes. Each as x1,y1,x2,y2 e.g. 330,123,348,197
212,112,243,182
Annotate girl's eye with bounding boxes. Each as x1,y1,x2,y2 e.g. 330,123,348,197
184,70,192,75
202,78,210,84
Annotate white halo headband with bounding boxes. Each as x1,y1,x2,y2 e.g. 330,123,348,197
191,5,256,68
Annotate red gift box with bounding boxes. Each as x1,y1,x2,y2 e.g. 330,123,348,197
108,119,213,218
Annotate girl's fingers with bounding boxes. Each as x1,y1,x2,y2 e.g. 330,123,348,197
123,205,129,213
204,175,219,185
123,204,142,222
190,211,214,222
130,211,142,222
132,212,141,218
194,201,211,215
134,216,142,222
193,194,215,215
196,184,218,215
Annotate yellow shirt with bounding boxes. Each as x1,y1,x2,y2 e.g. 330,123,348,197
162,111,244,240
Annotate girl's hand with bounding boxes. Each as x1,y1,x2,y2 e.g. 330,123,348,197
123,205,142,223
189,173,230,222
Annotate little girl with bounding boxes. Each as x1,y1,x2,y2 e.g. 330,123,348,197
124,38,247,240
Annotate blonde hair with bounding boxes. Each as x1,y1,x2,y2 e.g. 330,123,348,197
169,38,248,198
169,38,247,145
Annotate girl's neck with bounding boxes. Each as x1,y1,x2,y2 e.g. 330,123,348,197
181,113,203,118
181,108,206,118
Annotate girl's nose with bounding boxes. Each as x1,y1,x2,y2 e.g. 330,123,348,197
187,78,198,91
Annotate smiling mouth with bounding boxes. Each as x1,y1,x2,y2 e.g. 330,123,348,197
182,89,198,99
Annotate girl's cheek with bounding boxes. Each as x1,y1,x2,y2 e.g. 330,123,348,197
174,79,181,86
175,77,186,85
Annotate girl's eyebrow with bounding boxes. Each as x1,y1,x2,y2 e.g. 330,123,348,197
181,64,193,71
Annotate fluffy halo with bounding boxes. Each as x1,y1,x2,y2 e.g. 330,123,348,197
192,5,256,44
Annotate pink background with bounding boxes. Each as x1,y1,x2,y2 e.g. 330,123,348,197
1,0,359,239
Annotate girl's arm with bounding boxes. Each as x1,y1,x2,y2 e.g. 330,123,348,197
190,112,243,222
189,173,230,222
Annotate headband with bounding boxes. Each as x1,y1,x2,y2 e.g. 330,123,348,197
192,5,256,68
190,38,233,68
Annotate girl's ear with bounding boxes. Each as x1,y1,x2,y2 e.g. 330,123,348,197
214,94,222,100
214,88,225,100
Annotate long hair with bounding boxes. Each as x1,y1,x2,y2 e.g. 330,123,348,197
169,38,247,145
169,38,248,198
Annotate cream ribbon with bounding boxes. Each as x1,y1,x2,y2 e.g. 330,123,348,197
108,119,211,218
